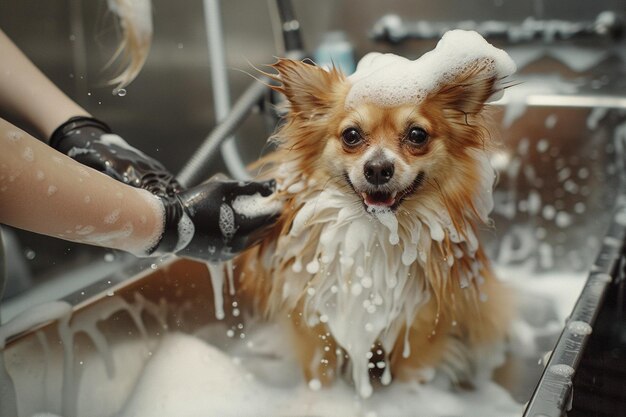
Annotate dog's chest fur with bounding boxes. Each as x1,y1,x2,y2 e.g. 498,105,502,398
256,178,489,396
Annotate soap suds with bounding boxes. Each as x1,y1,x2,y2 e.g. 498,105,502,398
135,190,166,256
75,225,96,236
22,146,35,162
104,209,121,225
0,301,72,349
175,212,195,252
119,332,522,417
346,30,516,109
567,320,592,336
231,193,282,218
548,364,575,378
205,263,226,320
6,130,22,142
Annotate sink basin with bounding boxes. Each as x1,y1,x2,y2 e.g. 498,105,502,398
2,93,625,417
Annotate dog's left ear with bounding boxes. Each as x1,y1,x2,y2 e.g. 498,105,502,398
268,59,345,115
428,60,502,116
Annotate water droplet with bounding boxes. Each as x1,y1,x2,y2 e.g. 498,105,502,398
308,378,322,391
116,88,127,97
150,263,157,270
24,249,36,260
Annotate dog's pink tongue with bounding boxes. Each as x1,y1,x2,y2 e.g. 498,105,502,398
363,192,395,207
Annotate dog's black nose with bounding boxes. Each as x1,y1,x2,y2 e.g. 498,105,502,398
364,159,394,185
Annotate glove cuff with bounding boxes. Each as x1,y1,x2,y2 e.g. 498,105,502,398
147,195,194,256
49,116,112,150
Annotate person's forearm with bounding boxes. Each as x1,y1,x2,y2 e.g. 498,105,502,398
0,29,90,141
0,117,164,256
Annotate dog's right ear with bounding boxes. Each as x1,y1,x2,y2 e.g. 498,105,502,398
267,59,346,116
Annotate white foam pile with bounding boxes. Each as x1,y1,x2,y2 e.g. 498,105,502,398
18,265,585,417
346,30,516,109
119,325,521,417
115,265,584,417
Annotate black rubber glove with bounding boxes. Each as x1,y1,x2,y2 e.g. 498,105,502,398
49,116,181,197
154,179,279,262
50,116,280,261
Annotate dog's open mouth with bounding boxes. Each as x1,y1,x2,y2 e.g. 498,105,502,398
345,172,425,211
361,191,396,207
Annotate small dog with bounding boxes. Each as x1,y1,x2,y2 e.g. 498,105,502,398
235,30,516,397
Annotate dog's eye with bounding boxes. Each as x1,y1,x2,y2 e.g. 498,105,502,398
341,128,363,147
406,127,429,147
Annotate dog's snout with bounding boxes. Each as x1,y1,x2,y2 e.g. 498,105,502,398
364,159,394,185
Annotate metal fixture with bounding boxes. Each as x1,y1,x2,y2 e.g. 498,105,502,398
371,11,624,44
178,0,305,187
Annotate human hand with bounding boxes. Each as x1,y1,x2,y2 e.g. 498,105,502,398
153,179,281,262
49,116,181,197
49,117,281,261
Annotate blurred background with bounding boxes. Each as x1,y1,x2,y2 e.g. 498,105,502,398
0,0,625,300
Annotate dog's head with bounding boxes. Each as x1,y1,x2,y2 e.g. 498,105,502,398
268,41,513,223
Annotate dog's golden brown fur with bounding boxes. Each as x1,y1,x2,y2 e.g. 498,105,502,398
234,58,514,396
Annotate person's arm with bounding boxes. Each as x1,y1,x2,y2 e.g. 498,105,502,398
0,117,163,255
1,118,280,260
0,29,90,141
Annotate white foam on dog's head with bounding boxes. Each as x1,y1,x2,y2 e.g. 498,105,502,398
346,30,516,109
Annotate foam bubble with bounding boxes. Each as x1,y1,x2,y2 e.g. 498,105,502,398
308,378,322,391
306,259,320,274
346,30,516,109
